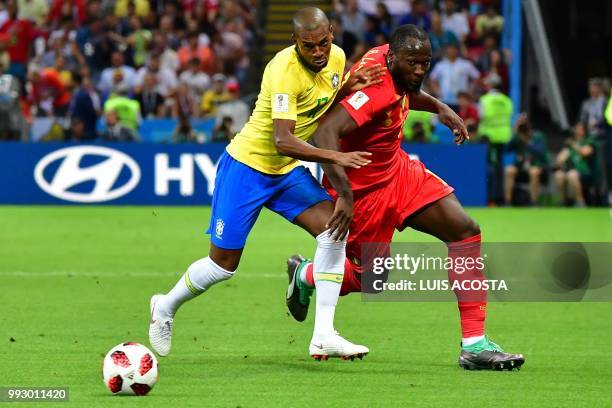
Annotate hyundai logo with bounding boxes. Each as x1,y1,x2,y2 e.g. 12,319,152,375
34,146,141,203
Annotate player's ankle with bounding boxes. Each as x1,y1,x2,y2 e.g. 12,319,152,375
156,295,175,319
461,335,485,348
311,331,335,343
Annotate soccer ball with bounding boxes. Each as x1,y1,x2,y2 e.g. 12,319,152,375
102,342,158,395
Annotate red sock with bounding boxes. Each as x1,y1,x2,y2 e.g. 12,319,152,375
447,234,487,338
304,259,361,296
340,259,361,296
304,263,314,287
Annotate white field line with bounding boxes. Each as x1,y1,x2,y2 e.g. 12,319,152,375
0,271,284,279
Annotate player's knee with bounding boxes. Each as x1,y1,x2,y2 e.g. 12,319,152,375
554,170,565,182
457,219,481,241
567,170,580,182
505,165,518,177
209,249,241,272
529,166,542,178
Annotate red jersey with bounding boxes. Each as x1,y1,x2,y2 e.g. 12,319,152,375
0,18,35,64
458,103,479,125
32,69,71,108
338,45,411,194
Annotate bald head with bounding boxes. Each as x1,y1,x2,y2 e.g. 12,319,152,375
291,7,333,72
293,7,329,35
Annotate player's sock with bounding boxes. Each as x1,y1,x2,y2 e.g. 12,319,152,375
158,257,234,318
458,301,487,344
340,259,362,295
299,262,315,288
447,234,487,344
462,335,486,347
312,229,346,341
302,259,359,294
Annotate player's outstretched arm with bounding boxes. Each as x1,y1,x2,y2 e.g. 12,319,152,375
273,119,370,168
311,105,363,240
410,91,469,145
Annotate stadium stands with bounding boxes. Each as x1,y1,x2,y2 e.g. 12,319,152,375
0,0,609,206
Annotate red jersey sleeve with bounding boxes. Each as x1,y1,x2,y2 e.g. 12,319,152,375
340,83,397,127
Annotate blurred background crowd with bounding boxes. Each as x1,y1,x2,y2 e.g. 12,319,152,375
0,0,257,143
0,0,610,207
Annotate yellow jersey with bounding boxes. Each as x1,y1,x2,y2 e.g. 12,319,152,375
226,44,345,174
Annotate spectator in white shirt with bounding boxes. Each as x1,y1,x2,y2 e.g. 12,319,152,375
151,31,180,73
580,78,607,138
98,51,136,95
133,52,178,98
429,43,480,110
179,57,211,103
357,0,410,17
441,0,469,43
340,0,367,41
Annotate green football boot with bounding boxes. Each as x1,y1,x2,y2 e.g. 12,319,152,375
459,337,525,371
285,255,313,322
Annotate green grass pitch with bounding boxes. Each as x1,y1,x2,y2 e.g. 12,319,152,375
1,206,611,407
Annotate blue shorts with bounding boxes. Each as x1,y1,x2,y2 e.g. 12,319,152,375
207,152,332,249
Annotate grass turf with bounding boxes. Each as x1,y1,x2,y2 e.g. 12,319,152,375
1,206,611,407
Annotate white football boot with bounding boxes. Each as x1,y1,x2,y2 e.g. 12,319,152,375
309,333,369,361
148,294,174,357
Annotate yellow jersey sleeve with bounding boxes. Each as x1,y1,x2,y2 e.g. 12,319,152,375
226,44,346,175
269,57,303,121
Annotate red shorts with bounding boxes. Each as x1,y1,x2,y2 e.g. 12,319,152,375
328,157,454,269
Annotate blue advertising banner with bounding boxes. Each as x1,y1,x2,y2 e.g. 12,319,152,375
0,142,486,206
406,143,487,206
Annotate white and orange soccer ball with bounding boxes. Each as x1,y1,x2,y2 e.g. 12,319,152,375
102,342,158,395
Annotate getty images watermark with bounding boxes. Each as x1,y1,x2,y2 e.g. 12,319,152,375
360,243,612,302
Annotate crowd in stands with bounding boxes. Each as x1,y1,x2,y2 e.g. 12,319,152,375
0,0,256,142
332,0,611,206
0,0,610,206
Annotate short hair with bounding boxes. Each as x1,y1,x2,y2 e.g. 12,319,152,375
293,7,329,35
588,78,603,89
389,24,429,54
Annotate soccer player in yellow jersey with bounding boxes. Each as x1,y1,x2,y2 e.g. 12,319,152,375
150,7,383,360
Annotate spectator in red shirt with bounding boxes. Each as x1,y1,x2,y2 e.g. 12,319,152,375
177,30,215,72
457,91,479,135
30,67,72,117
0,0,36,81
48,0,86,29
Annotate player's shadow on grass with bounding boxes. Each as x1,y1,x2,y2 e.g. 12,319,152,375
241,356,421,375
176,354,427,375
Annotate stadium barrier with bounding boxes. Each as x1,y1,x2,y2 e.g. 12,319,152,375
0,142,486,205
30,118,217,143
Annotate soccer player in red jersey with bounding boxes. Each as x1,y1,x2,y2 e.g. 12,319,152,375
285,25,524,370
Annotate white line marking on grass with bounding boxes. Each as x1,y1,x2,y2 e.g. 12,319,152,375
0,271,284,279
